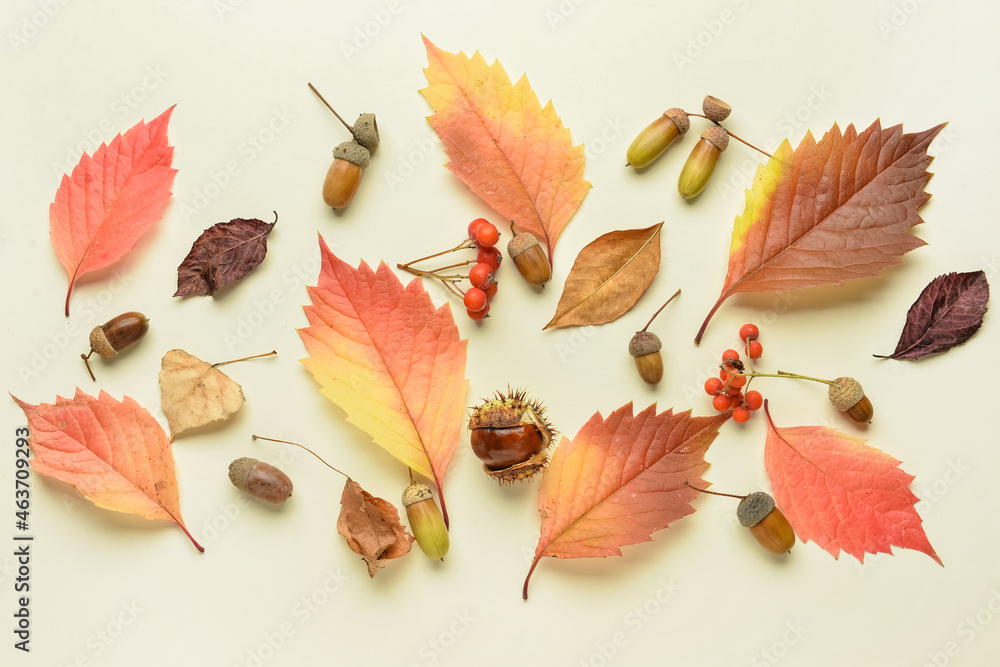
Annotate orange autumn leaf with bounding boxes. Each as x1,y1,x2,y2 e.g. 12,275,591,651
11,389,202,551
524,403,729,599
299,236,468,526
695,120,944,342
763,403,940,565
50,106,177,316
420,36,590,264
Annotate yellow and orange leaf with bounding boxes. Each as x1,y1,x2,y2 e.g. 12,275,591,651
524,403,729,599
12,389,202,551
695,120,944,342
420,36,590,264
299,236,468,525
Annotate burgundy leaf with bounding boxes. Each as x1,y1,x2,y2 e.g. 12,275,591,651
174,214,277,297
875,270,989,360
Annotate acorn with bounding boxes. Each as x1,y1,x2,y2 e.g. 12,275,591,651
702,95,732,122
81,311,149,381
228,457,293,504
678,125,729,199
737,492,795,555
402,482,449,559
507,222,551,286
688,483,795,555
323,141,370,209
468,389,554,484
626,108,690,168
628,289,680,386
629,332,663,386
828,377,874,423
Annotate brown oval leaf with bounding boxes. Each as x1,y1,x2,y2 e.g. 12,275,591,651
174,214,277,297
544,223,663,330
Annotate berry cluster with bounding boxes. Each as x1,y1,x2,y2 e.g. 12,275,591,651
704,323,765,423
398,218,503,321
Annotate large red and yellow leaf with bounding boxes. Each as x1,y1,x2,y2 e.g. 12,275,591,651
763,403,940,565
12,389,202,551
50,106,177,315
420,36,590,264
299,236,468,525
523,404,729,599
696,120,945,342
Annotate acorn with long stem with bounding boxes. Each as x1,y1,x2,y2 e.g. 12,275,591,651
686,481,795,555
721,365,874,424
309,83,379,209
628,289,681,386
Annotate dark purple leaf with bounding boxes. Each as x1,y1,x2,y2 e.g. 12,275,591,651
175,214,277,297
875,270,989,360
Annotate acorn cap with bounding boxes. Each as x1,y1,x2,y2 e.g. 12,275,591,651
628,331,662,357
829,377,864,412
333,140,371,169
507,229,540,258
228,457,258,491
701,126,729,151
737,491,775,527
353,113,379,151
702,95,732,122
89,326,116,358
664,108,690,135
402,482,434,507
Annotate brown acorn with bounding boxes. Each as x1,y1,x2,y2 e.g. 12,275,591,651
323,141,370,209
828,377,874,423
688,483,795,555
468,389,554,484
81,311,149,381
228,457,293,504
507,223,551,286
402,482,449,560
629,332,663,386
737,492,795,555
626,108,690,168
678,125,729,199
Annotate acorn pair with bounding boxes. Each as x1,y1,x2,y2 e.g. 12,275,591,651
627,95,733,199
310,83,380,209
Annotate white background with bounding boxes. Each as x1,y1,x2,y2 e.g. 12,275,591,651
1,1,999,665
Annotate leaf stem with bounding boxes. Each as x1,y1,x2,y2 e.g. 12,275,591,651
684,481,746,500
640,288,681,332
252,435,351,479
213,350,277,369
307,82,358,140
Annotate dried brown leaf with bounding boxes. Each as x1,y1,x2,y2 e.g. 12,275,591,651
544,223,663,329
175,215,276,297
337,479,413,577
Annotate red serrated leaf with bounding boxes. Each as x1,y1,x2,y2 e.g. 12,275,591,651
50,106,177,315
298,236,468,526
875,270,990,360
11,389,202,552
763,402,940,565
696,120,944,342
523,404,729,599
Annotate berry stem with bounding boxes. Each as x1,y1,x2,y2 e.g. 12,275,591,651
307,82,358,141
396,265,466,298
640,288,681,333
398,239,475,268
252,435,351,479
212,350,277,368
432,260,476,272
684,481,746,500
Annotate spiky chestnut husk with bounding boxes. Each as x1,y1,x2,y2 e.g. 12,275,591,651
737,491,795,554
828,377,873,423
468,388,555,484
